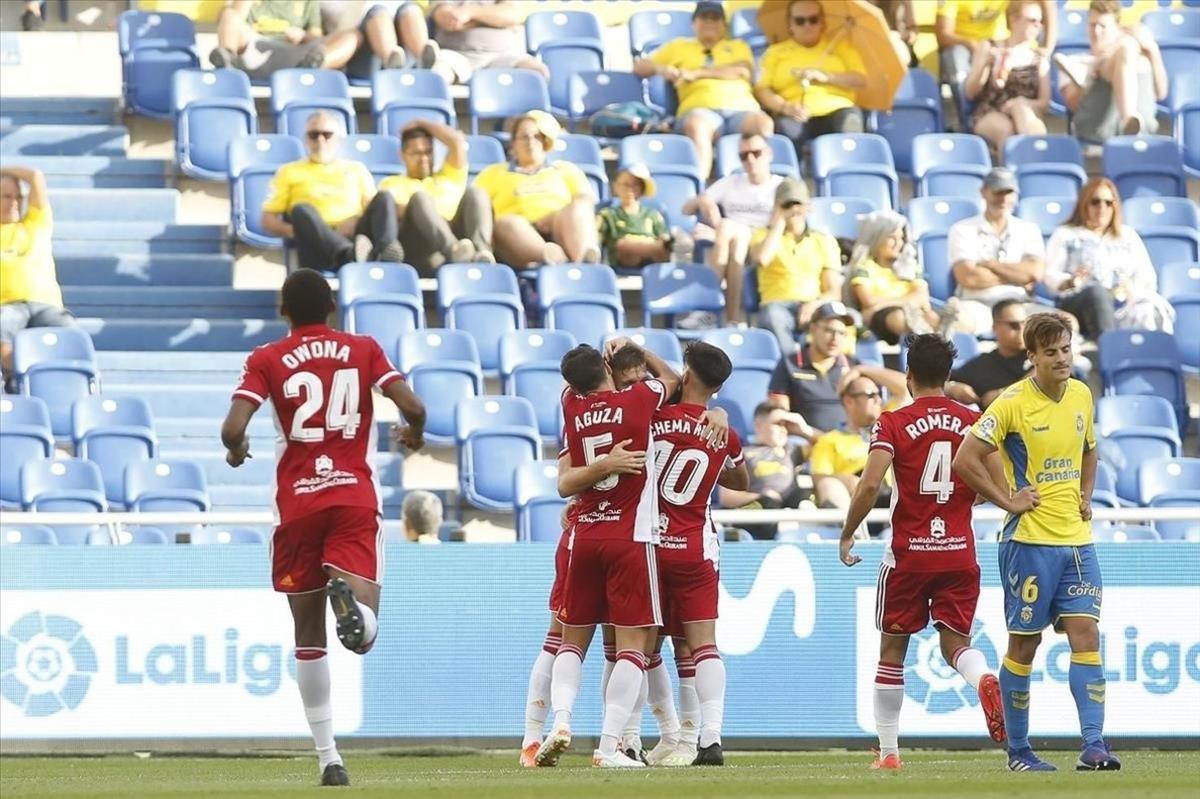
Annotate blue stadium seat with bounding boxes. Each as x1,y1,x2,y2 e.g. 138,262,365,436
464,134,506,182
1138,457,1200,505
619,133,699,170
1147,488,1200,541
1,525,57,546
1003,134,1086,198
911,134,991,198
1102,135,1187,199
1160,262,1200,300
228,134,305,249
807,197,879,241
398,330,483,445
339,134,404,183
12,327,99,439
867,68,944,176
0,125,128,157
526,9,602,55
514,459,567,542
714,133,800,179
270,69,355,136
1140,228,1200,267
100,526,170,545
172,68,255,181
1055,8,1090,48
499,329,575,441
628,9,693,56
548,134,608,200
604,328,684,370
729,6,767,53
713,366,773,443
1105,428,1182,502
339,262,424,362
1124,197,1200,231
1016,196,1076,240
118,10,200,118
1096,395,1178,439
468,69,550,134
1093,524,1161,543
538,263,624,346
907,197,984,239
1172,294,1200,371
124,459,209,512
1158,43,1200,117
455,397,540,511
0,396,54,509
567,70,644,129
699,328,780,371
642,263,725,327
371,69,455,135
437,263,524,372
20,458,107,512
811,133,899,210
191,527,265,544
643,169,703,230
1178,98,1200,178
541,43,605,118
1144,8,1200,41
72,396,157,505
1098,329,1188,435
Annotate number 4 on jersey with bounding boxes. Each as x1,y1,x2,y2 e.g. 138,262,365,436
919,440,955,504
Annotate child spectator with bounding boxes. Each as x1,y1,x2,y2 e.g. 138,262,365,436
597,165,691,270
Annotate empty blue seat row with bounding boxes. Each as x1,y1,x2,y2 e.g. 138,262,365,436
55,254,235,288
60,287,278,321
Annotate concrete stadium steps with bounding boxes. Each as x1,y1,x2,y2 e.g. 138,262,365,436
53,222,226,255
183,450,404,488
102,384,253,418
207,483,405,514
0,124,127,156
63,287,277,320
0,97,119,127
96,351,247,385
154,417,394,454
3,156,169,188
49,188,179,223
56,254,235,287
79,318,286,351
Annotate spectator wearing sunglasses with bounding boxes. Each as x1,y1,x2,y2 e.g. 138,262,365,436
755,0,867,157
633,1,770,181
946,299,1030,409
1042,177,1174,340
809,375,891,520
260,111,402,272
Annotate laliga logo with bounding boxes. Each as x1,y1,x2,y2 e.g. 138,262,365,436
717,545,816,656
1,612,97,717
904,619,999,714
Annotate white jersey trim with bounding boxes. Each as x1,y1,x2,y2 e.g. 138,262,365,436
234,388,265,405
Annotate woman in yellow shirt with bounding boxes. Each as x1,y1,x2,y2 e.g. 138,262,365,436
847,211,942,345
755,0,867,155
473,111,599,269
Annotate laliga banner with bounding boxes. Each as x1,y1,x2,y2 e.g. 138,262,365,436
2,544,1197,740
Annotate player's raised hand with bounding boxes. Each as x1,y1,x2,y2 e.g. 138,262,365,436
603,336,632,362
603,438,645,475
1008,486,1040,514
225,440,251,468
392,424,425,452
840,536,861,567
699,407,730,450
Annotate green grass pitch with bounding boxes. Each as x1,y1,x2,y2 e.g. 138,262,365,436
3,751,1199,799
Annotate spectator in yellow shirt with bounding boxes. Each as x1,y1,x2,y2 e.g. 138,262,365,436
0,166,75,383
211,0,361,77
377,120,494,275
634,1,772,180
473,111,599,269
810,374,887,518
260,111,401,272
755,0,867,156
755,178,843,356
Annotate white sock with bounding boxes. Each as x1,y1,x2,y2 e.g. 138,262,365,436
875,660,905,758
693,645,725,748
296,649,340,770
600,643,615,703
646,655,680,744
550,643,583,732
522,632,560,747
600,651,647,755
677,658,700,747
623,670,648,741
358,603,378,648
953,646,988,689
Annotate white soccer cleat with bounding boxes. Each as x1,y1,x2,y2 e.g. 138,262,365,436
592,748,646,768
534,727,571,767
658,745,699,767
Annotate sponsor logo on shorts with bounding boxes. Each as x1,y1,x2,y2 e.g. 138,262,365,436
1067,582,1102,599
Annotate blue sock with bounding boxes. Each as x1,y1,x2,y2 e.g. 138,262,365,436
1000,657,1032,752
1069,651,1106,746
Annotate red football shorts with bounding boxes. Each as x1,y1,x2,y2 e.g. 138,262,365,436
558,536,662,628
271,505,382,593
657,555,719,638
875,563,980,636
548,531,570,613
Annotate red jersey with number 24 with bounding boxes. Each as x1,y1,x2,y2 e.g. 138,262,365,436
560,379,667,543
233,323,404,524
651,403,743,563
870,396,979,572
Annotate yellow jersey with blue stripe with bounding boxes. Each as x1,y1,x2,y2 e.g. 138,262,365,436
970,377,1096,546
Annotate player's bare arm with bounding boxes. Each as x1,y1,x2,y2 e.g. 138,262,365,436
975,451,1010,505
220,398,257,467
953,435,1040,514
1079,444,1097,522
839,449,892,567
556,443,645,498
630,341,682,399
716,462,750,491
384,379,427,451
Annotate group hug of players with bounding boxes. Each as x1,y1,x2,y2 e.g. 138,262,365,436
222,272,1119,785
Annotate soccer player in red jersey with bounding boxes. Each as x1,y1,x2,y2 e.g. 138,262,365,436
648,342,748,767
535,342,680,769
220,270,426,787
838,334,1038,771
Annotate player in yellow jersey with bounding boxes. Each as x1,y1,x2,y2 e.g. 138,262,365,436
955,312,1119,773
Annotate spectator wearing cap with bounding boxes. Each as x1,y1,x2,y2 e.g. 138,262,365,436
260,111,402,272
211,0,362,78
767,301,908,439
377,119,494,276
683,132,783,327
403,489,443,544
473,111,599,269
947,167,1045,334
718,401,810,540
809,374,889,520
0,166,75,386
755,0,867,158
947,298,1030,408
756,178,843,355
427,0,549,84
633,1,771,180
597,165,691,269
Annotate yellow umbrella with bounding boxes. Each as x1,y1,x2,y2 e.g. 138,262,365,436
758,0,906,111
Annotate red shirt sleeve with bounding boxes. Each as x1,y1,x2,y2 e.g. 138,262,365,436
232,347,271,407
367,337,404,390
868,411,896,455
725,428,745,468
637,378,668,411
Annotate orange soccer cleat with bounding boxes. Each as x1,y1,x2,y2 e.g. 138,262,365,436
978,673,1008,745
519,742,540,767
870,752,903,770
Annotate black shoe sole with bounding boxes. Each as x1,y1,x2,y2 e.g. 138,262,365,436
1076,760,1122,771
326,578,367,653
